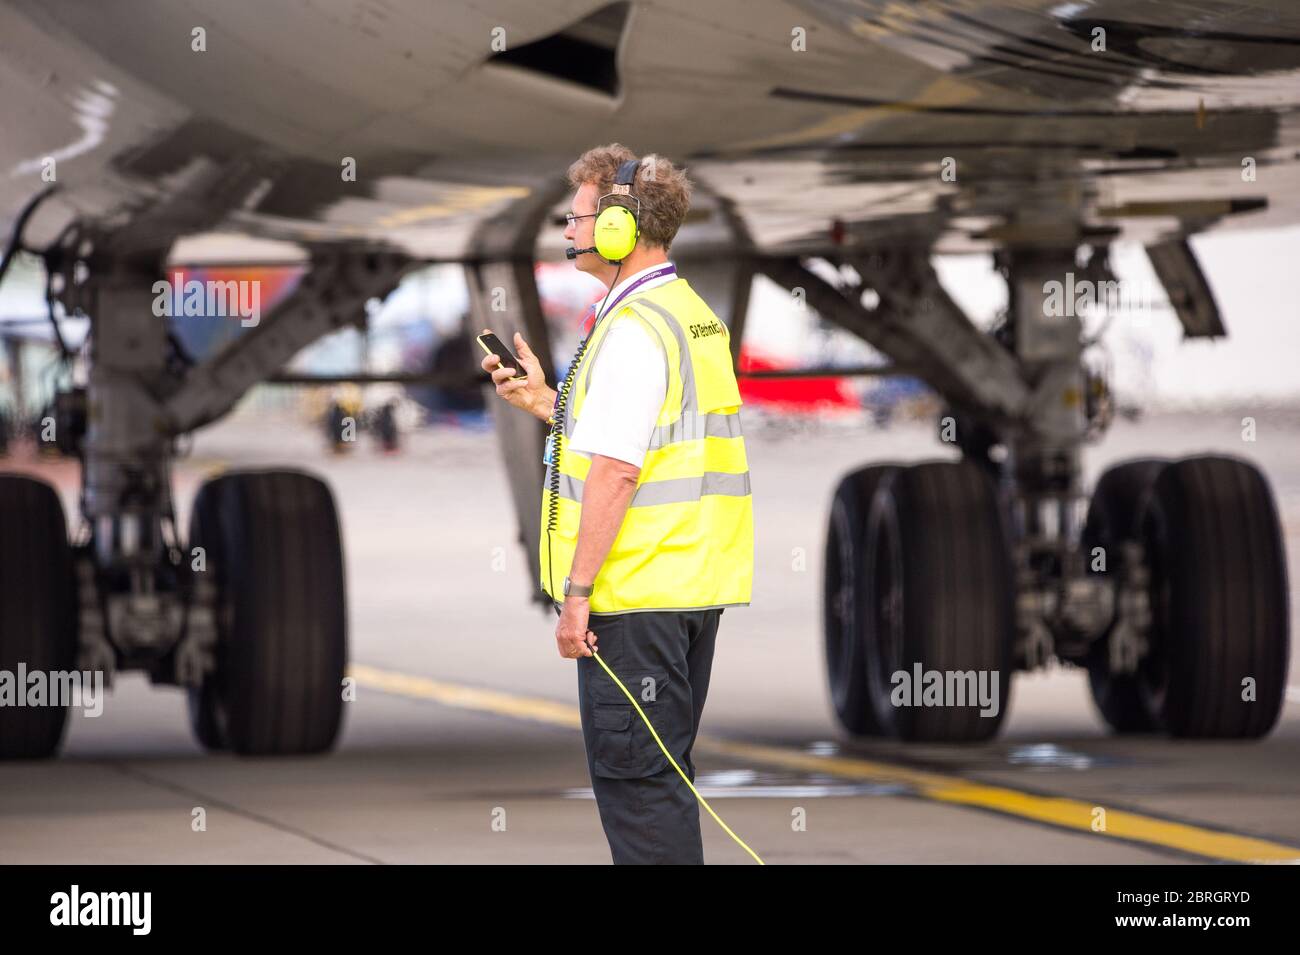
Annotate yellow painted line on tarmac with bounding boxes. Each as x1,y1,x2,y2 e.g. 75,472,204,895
348,663,1300,864
700,738,1300,864
350,663,581,729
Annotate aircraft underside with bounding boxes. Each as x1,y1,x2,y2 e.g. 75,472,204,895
0,181,1288,759
1,0,1296,759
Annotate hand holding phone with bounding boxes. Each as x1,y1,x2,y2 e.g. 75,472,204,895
479,329,554,423
476,331,526,380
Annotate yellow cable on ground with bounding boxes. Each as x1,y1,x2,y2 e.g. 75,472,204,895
590,650,765,865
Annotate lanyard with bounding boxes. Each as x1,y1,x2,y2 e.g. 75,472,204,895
580,264,677,336
560,264,678,423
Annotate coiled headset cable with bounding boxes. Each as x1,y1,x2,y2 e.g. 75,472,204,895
544,261,621,595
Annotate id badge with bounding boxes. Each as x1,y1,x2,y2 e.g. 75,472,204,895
542,431,556,467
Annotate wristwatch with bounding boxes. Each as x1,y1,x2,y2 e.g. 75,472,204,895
563,575,594,598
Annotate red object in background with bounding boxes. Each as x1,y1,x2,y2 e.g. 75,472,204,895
736,345,859,411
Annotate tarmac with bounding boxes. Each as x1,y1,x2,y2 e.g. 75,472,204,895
1,404,1297,864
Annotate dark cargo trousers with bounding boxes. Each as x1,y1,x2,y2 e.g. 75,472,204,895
556,603,723,864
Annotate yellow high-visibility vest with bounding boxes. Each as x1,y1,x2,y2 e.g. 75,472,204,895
540,277,754,613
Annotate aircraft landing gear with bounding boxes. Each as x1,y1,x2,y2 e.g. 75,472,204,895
19,225,406,759
782,240,1289,744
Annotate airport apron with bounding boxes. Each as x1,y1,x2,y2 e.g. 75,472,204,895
539,277,754,613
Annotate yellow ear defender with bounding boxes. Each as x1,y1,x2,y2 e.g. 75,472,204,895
593,158,642,262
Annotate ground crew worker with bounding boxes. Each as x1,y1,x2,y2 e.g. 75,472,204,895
482,143,753,864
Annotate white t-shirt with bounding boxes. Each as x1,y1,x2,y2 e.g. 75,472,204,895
568,312,667,468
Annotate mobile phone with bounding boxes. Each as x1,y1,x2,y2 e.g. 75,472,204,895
476,331,526,380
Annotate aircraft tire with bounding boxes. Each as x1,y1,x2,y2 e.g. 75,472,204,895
861,461,1015,742
186,470,347,755
0,475,77,760
1137,455,1289,738
823,464,899,736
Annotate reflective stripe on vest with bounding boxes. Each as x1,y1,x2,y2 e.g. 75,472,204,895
543,466,752,506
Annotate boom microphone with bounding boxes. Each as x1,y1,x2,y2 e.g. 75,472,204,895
566,246,597,260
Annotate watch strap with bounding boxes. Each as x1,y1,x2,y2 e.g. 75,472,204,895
565,576,594,598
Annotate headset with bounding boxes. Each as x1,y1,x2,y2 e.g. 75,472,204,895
566,157,642,264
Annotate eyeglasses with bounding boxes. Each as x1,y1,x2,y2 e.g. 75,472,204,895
565,212,597,227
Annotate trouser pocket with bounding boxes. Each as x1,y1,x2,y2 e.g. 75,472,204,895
587,669,671,779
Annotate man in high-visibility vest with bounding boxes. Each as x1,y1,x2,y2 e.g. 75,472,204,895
482,144,753,864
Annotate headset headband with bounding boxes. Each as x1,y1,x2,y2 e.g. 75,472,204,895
611,158,639,195
598,157,641,222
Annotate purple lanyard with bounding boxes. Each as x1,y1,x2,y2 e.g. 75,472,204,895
583,264,677,334
562,264,678,420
